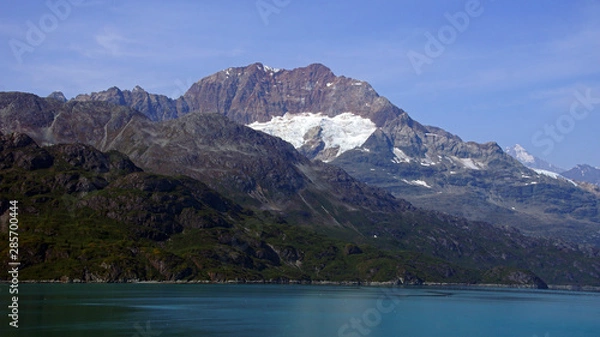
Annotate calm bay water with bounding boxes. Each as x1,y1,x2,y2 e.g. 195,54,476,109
1,284,599,336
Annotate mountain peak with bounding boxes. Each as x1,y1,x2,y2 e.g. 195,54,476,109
505,144,564,173
298,62,335,75
251,62,283,73
243,62,333,75
508,144,535,164
47,91,67,103
562,164,600,186
183,62,401,126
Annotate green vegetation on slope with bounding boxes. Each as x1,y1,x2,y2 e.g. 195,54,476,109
0,133,480,284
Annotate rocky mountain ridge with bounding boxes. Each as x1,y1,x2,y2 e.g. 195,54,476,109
562,164,600,186
505,144,600,189
2,93,600,285
59,63,600,246
0,91,407,226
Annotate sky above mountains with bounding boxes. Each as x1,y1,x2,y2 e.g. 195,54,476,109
1,0,599,169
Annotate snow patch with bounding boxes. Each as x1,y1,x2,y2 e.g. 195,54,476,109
263,65,282,73
412,180,431,188
393,148,411,163
402,179,432,188
248,112,376,161
533,169,561,179
533,169,578,186
420,155,436,167
256,64,282,73
460,158,480,170
326,82,333,87
453,157,483,170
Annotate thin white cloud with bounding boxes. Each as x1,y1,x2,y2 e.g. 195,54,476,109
95,26,135,56
69,25,246,61
403,22,600,96
528,83,600,113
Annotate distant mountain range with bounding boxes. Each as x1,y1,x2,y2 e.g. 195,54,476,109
1,63,600,286
563,164,600,186
505,144,600,187
504,144,565,174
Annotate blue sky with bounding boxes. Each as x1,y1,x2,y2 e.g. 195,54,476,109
1,0,599,169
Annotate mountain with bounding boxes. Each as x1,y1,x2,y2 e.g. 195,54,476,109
47,91,67,103
2,92,600,286
212,65,600,246
0,92,405,224
1,132,480,284
504,144,600,189
75,85,189,121
72,63,598,247
562,164,600,186
182,63,401,128
505,144,565,173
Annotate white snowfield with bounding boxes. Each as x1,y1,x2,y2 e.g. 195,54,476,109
392,148,411,163
533,169,577,186
262,65,282,73
249,113,541,179
248,112,377,161
456,157,483,170
402,179,432,188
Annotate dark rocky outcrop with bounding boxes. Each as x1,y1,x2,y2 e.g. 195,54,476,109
482,266,548,289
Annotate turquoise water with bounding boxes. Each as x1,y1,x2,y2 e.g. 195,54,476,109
1,284,599,336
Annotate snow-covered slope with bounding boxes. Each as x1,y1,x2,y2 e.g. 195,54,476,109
505,144,565,173
248,112,376,162
511,144,535,164
533,169,577,186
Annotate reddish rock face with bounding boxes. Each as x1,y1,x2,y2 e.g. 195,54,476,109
73,63,403,127
183,62,402,126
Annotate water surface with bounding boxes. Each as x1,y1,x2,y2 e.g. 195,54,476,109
1,284,599,336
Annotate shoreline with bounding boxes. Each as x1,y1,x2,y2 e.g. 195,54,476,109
3,279,600,292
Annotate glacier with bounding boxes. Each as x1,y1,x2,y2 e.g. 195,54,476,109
533,169,577,186
248,112,377,161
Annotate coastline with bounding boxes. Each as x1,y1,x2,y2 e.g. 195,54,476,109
3,279,600,293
